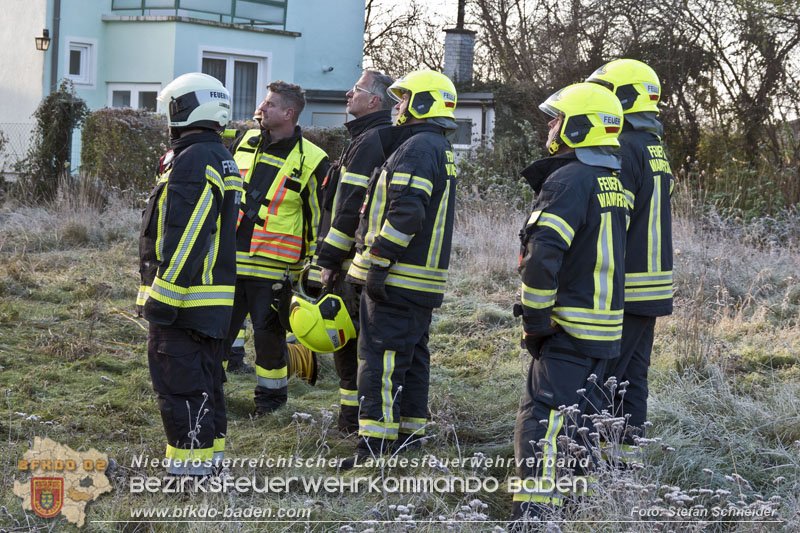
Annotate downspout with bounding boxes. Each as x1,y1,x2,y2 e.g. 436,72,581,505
49,0,61,93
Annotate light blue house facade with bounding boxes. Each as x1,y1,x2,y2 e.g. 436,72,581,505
45,0,363,124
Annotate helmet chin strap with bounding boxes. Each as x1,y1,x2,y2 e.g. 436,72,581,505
396,110,411,125
548,139,561,155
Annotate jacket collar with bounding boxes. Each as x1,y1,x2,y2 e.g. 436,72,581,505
377,122,444,158
345,109,393,137
520,152,578,194
170,130,223,153
261,125,302,150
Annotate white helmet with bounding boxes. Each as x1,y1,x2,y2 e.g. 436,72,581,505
158,72,231,130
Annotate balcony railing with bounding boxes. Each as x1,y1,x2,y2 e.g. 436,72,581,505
111,0,287,29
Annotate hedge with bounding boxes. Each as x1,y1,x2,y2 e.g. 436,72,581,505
81,109,347,196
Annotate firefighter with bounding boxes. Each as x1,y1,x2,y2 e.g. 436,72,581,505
313,69,395,434
511,83,628,519
342,70,458,464
586,59,674,463
226,81,328,416
137,72,241,476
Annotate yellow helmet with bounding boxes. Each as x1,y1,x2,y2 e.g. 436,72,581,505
586,59,661,114
387,70,457,124
540,82,623,154
288,292,355,353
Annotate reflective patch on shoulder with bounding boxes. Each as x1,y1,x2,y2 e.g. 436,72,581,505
527,210,542,226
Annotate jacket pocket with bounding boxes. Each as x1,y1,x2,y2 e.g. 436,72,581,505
365,301,411,352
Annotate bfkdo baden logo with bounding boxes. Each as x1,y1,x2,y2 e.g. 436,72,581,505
31,477,64,518
14,437,112,527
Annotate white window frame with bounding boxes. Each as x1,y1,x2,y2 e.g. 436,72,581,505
198,46,271,120
107,83,162,112
451,118,475,149
64,36,98,88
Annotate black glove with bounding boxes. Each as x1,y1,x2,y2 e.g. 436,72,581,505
366,265,390,302
520,326,560,357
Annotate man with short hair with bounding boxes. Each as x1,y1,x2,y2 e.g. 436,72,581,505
137,72,241,476
226,81,328,416
314,69,395,434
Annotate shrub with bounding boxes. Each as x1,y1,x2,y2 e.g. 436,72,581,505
301,126,348,161
81,107,168,195
456,120,543,211
14,80,88,202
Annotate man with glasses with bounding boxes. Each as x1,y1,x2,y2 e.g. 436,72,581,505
314,70,395,434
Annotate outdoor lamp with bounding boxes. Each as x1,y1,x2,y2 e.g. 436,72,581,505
35,29,51,51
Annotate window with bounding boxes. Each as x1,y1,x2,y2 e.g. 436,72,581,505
108,83,162,111
451,119,474,146
64,37,97,87
201,49,268,122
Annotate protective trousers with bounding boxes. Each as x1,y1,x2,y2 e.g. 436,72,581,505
512,331,606,517
147,323,226,475
604,313,655,445
334,282,362,433
356,292,433,445
227,279,288,410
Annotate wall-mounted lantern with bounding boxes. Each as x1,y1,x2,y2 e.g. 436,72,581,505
35,29,51,51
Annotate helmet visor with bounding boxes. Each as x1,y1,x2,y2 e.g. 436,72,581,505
538,101,562,119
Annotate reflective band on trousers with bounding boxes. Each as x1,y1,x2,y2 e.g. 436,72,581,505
340,388,358,406
359,419,399,439
256,365,288,389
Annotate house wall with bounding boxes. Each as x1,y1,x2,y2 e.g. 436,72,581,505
0,0,48,124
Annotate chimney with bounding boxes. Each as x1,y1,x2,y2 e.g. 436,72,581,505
443,0,475,85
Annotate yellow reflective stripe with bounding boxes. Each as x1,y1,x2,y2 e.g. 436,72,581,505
426,179,450,267
341,171,369,188
381,350,396,426
340,388,359,406
307,173,321,259
136,285,150,306
256,365,288,379
149,277,234,307
625,271,673,283
521,282,556,309
258,153,285,168
155,177,169,262
202,213,221,285
365,170,389,248
389,172,411,186
512,493,564,505
235,251,302,280
165,444,213,462
213,438,226,453
552,315,622,340
648,174,662,273
349,255,448,293
222,360,228,371
552,307,623,324
359,419,399,439
537,212,575,247
205,165,223,192
527,210,542,225
543,409,562,480
324,227,355,251
625,287,673,301
162,185,214,283
399,417,426,433
593,211,614,311
379,219,414,247
623,188,635,209
409,176,433,196
224,175,243,192
256,364,288,389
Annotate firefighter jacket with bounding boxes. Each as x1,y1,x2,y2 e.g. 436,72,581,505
316,109,393,272
346,122,457,309
137,131,243,339
230,126,328,281
618,121,674,316
518,151,629,358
